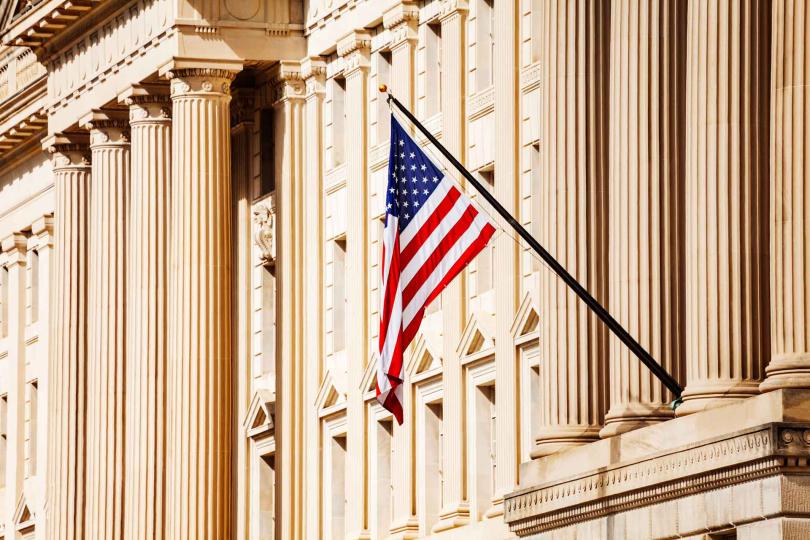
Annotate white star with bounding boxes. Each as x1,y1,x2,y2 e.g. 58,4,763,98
399,139,404,146
400,164,405,170
432,176,439,183
404,213,410,219
422,177,428,183
423,189,429,194
409,152,415,158
389,187,395,193
403,201,409,207
412,177,418,183
410,164,416,171
412,188,418,195
400,153,405,159
420,164,427,171
387,203,392,209
414,201,420,207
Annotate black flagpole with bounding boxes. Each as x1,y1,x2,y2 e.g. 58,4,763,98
383,87,684,404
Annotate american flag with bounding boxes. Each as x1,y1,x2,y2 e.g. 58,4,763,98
376,116,496,423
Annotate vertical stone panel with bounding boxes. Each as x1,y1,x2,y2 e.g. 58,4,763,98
45,136,91,540
761,0,810,391
534,0,611,457
679,0,771,414
82,112,129,540
123,90,171,539
165,67,236,539
601,0,686,437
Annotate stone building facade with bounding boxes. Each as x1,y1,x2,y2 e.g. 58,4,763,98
0,0,807,539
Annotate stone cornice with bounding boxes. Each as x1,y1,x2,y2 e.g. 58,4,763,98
1,0,105,50
383,1,419,30
504,422,810,536
301,56,326,97
438,0,469,23
337,30,371,76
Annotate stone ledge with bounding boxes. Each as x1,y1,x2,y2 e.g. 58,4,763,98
504,389,810,537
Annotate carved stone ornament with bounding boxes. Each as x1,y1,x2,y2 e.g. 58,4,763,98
165,68,237,97
46,143,91,170
253,203,275,265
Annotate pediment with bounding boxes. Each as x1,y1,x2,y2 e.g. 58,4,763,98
244,389,275,440
13,494,33,528
511,291,540,340
361,353,379,395
457,310,495,358
315,370,345,412
406,331,442,377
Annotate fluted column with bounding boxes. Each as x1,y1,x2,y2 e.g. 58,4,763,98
165,66,237,538
761,0,810,391
533,0,610,457
384,2,418,110
338,32,372,539
301,57,326,540
121,86,171,539
679,0,771,414
44,134,91,540
433,4,470,532
80,110,130,540
601,0,686,437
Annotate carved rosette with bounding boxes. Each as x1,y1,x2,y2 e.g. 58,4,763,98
165,68,236,98
125,95,172,125
253,202,275,265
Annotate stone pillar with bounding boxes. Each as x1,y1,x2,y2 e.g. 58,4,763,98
533,0,611,457
601,0,686,437
337,32,371,539
230,86,254,540
119,85,171,539
164,66,237,538
270,62,306,540
79,109,130,540
433,3,470,532
44,134,91,540
382,8,421,536
2,233,28,532
301,56,326,540
761,0,810,391
679,0,771,415
492,0,519,517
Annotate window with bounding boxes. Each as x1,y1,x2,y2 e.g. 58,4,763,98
375,419,394,538
520,346,541,461
28,249,38,325
475,170,495,295
25,381,37,477
328,435,347,540
425,23,442,116
0,394,7,488
531,0,543,63
477,0,495,91
473,384,497,518
531,144,541,271
329,78,346,168
261,266,276,376
259,455,275,540
260,108,276,196
332,238,347,352
376,50,392,144
1,265,8,338
422,401,444,533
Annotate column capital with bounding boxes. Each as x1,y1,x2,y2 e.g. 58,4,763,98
79,109,130,147
31,214,54,248
338,30,371,76
384,1,419,49
438,0,469,24
1,232,29,266
302,56,326,97
162,67,238,98
270,61,305,105
43,132,91,170
118,84,172,124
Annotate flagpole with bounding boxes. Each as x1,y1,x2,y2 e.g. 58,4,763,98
382,86,684,404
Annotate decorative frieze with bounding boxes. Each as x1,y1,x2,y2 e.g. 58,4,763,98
504,423,810,536
253,202,276,266
337,30,371,75
467,86,494,121
269,61,305,104
384,1,418,48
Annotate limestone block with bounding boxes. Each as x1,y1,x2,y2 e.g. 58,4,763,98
677,492,709,537
731,480,764,525
738,518,810,540
704,485,734,530
650,500,679,539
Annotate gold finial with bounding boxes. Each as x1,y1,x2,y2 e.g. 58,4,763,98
379,84,388,93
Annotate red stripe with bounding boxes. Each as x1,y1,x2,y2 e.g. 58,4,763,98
378,234,402,351
383,385,404,424
401,205,479,306
402,223,496,345
399,187,461,267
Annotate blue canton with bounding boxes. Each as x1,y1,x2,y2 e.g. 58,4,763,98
386,117,445,230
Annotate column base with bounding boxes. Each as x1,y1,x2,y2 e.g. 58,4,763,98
432,502,470,532
599,404,673,438
388,518,420,539
760,353,810,392
530,425,602,458
675,380,761,416
484,495,505,519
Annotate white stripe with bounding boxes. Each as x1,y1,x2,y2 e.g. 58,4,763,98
399,195,470,286
402,213,491,328
399,179,452,248
378,281,402,375
379,217,398,300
